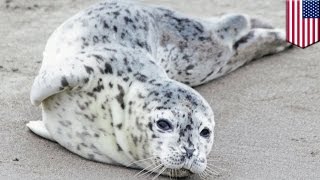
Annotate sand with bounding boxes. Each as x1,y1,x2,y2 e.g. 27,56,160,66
1,0,320,179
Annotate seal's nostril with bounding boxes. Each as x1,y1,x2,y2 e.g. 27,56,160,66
184,147,195,158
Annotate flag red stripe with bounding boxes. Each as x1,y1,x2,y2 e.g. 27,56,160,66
318,19,320,42
297,0,300,45
309,19,312,45
316,19,318,42
286,0,289,41
314,18,320,42
308,18,310,46
292,0,295,44
313,19,316,44
302,6,305,48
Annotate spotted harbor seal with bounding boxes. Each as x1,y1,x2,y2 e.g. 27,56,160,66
27,0,290,178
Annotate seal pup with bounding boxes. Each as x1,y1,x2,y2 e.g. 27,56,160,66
27,0,290,178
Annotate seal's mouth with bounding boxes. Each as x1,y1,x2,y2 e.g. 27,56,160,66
163,168,193,178
181,168,193,174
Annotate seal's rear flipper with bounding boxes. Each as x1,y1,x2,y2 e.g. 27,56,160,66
26,121,55,142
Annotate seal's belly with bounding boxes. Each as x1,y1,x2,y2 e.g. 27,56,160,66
42,90,130,165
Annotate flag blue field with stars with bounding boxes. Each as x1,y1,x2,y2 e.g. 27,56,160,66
303,0,320,18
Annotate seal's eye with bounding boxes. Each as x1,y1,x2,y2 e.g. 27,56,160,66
156,119,173,131
200,128,211,138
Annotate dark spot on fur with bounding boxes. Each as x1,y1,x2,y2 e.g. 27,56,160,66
121,32,125,39
103,21,109,29
117,123,123,129
84,65,94,74
134,73,148,82
152,134,158,138
80,143,88,147
84,113,97,122
186,65,194,70
61,77,69,87
187,137,194,147
123,57,128,65
124,16,133,24
84,78,89,84
116,85,125,109
194,24,204,33
93,79,104,92
116,143,123,151
93,36,99,43
123,77,129,82
233,31,255,50
148,122,153,131
102,35,110,43
113,26,118,32
198,36,211,41
165,91,173,98
104,63,113,74
179,129,185,137
117,70,124,76
186,95,192,101
113,11,120,18
132,134,138,146
93,54,104,62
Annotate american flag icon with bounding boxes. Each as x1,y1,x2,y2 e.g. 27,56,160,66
286,0,320,48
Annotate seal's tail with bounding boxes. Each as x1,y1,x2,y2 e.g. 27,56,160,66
26,121,55,142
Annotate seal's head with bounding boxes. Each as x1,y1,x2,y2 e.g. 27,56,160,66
126,80,214,177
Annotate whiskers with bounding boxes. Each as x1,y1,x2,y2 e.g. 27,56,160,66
125,156,157,167
131,154,187,180
132,156,167,180
199,162,227,180
134,163,166,179
173,169,179,180
152,166,167,180
198,159,228,180
169,169,178,180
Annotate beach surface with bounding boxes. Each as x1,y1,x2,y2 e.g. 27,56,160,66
1,0,320,179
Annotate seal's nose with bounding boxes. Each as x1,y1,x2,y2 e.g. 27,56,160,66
184,147,195,158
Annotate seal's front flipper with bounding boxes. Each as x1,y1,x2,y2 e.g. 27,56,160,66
27,121,55,142
30,61,91,106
